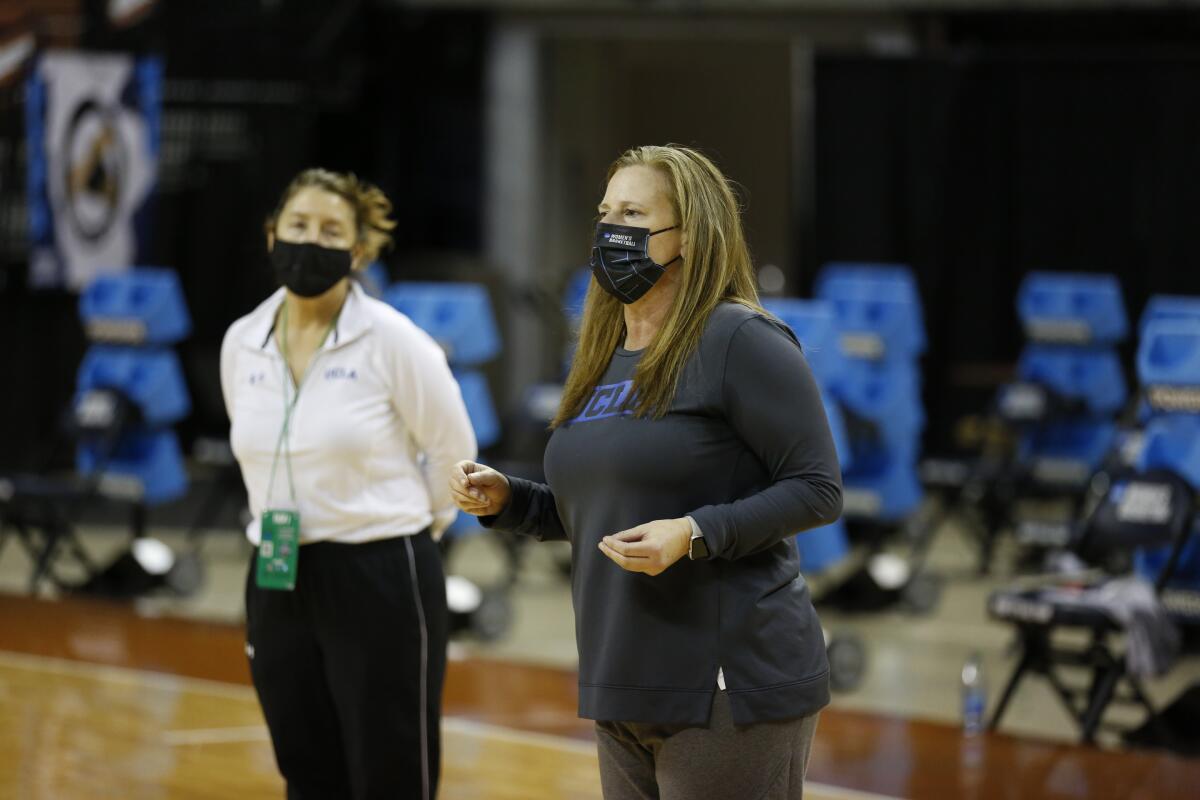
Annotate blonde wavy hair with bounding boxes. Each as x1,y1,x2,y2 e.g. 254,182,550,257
265,168,397,264
553,145,765,428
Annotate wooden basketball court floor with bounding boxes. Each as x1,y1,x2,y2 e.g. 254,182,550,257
0,594,1195,800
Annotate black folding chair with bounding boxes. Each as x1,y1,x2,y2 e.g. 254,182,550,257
987,468,1197,745
0,387,140,593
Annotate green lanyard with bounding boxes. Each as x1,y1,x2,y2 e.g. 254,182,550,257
264,301,338,508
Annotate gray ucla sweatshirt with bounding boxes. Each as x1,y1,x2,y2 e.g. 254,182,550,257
483,302,842,725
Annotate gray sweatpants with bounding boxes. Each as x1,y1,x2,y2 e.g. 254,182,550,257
595,690,820,800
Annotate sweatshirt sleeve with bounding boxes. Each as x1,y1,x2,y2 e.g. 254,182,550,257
688,316,843,561
389,322,478,539
479,475,569,542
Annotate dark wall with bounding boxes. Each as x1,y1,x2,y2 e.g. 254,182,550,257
815,47,1200,452
0,2,486,470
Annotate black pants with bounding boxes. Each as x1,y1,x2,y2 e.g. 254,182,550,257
245,531,447,800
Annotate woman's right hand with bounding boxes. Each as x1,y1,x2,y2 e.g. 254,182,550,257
450,460,512,517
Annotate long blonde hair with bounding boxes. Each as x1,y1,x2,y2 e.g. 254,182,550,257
265,168,397,263
552,145,765,428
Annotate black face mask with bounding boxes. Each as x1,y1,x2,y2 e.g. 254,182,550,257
589,223,681,304
270,240,352,298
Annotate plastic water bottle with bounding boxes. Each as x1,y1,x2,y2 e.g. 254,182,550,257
961,651,987,735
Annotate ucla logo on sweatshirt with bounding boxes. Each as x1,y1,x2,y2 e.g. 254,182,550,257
572,380,636,423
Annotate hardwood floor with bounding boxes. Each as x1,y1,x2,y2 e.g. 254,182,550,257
0,593,1195,799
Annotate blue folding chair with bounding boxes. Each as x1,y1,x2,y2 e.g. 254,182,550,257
769,281,939,616
384,282,503,455
0,269,193,593
988,315,1200,746
937,273,1132,571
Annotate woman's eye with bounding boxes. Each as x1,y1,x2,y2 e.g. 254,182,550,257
624,209,640,217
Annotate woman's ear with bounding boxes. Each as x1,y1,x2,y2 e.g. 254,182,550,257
679,230,690,264
266,230,275,252
351,243,369,271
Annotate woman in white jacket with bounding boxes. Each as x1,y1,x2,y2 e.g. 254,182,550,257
220,168,476,800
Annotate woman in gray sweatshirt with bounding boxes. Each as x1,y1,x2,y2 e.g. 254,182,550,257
449,144,843,800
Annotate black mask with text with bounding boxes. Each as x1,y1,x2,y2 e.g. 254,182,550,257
589,223,680,304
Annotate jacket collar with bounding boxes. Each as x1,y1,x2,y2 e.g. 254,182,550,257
238,281,373,354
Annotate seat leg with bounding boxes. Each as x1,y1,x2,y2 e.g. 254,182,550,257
1044,666,1083,720
1079,663,1121,744
990,632,1037,731
28,522,60,595
63,525,96,578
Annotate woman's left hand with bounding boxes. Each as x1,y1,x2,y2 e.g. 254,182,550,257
598,518,692,576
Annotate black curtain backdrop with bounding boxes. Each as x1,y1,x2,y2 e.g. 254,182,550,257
815,51,1200,453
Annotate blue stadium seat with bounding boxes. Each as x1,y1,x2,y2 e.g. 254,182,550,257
1137,415,1200,490
796,387,854,574
821,387,852,468
814,263,926,360
76,428,188,505
75,346,191,427
74,269,192,506
1017,346,1128,416
358,261,391,299
1138,294,1200,337
841,448,925,522
1017,272,1128,346
79,268,192,346
762,298,848,389
453,369,501,450
383,282,502,367
835,359,925,446
1132,319,1200,588
796,519,850,574
1139,319,1200,399
563,267,592,324
1017,420,1118,489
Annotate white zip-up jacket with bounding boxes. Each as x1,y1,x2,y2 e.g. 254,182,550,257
220,282,477,545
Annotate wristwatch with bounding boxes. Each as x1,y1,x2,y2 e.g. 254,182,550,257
687,517,710,561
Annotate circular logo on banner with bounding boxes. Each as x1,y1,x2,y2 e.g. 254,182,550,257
60,98,128,242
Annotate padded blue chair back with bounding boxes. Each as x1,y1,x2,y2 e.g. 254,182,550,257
79,268,192,346
840,446,924,521
821,387,853,471
383,282,501,367
1017,420,1117,488
835,359,925,445
76,346,191,428
762,298,847,389
796,519,850,574
358,262,391,299
814,263,926,360
453,369,501,450
1137,415,1200,490
1133,316,1200,587
1136,319,1200,491
1139,294,1200,338
1017,272,1128,346
1017,346,1127,416
1138,319,1200,414
76,428,188,505
563,267,592,325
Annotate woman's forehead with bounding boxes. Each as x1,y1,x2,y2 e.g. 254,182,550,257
604,165,669,206
281,186,355,225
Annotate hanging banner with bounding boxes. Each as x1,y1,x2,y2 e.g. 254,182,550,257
26,50,161,290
